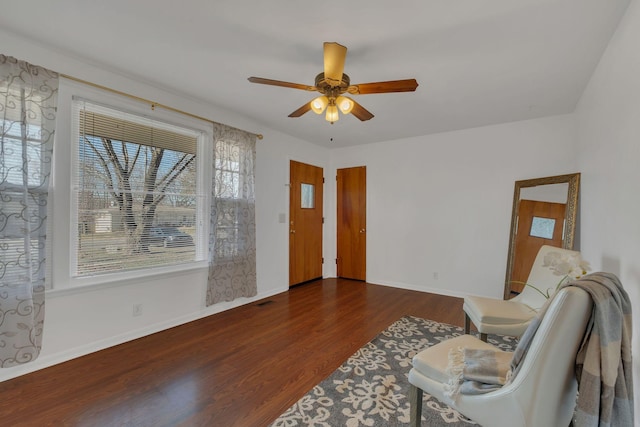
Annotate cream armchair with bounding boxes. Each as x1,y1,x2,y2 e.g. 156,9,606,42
408,286,592,427
463,245,581,341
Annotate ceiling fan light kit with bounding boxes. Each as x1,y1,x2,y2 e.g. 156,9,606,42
310,95,354,123
248,42,418,124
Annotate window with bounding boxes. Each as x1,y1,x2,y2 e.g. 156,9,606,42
212,135,255,261
301,183,315,209
530,216,556,239
71,99,208,277
0,88,54,286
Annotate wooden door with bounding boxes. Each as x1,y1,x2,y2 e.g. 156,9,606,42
289,161,323,286
337,166,366,281
510,199,566,293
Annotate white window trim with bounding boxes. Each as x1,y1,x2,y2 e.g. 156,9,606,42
50,78,212,291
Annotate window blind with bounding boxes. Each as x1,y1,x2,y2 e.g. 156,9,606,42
71,99,202,277
78,110,196,154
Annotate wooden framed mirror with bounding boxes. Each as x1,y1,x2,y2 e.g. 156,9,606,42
503,173,580,299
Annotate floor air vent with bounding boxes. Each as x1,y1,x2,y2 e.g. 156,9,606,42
256,300,274,307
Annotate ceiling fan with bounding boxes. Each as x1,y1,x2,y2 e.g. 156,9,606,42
248,42,419,124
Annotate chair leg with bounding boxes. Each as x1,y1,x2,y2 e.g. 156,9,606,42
409,384,423,427
480,333,488,342
464,313,471,334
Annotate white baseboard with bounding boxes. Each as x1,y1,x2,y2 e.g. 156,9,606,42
0,286,287,383
0,280,469,383
365,277,469,299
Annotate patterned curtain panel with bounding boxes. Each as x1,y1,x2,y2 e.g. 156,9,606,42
0,55,58,367
207,124,257,305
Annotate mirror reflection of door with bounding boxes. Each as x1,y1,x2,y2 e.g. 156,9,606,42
289,160,323,287
510,199,566,294
337,166,366,281
504,173,580,299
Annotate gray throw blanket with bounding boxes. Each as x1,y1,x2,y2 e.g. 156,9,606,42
445,272,634,427
568,272,634,427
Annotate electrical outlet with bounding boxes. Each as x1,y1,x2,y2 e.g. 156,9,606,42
433,272,439,280
132,303,143,317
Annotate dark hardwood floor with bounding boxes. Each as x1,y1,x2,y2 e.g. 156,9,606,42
0,279,465,427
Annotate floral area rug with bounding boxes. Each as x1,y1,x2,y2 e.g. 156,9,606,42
269,316,518,427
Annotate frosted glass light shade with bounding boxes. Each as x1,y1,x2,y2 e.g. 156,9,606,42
310,96,329,114
336,96,354,114
325,105,339,123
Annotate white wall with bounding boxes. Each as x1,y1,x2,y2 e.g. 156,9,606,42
574,0,640,416
0,29,329,381
325,114,579,298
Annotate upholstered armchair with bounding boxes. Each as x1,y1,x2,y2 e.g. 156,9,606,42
463,245,581,341
408,286,592,427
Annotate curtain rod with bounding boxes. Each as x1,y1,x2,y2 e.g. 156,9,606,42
60,73,263,140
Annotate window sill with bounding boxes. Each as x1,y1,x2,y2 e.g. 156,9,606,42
46,260,209,299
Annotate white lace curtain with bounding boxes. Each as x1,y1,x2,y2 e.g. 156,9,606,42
207,124,257,305
0,55,58,367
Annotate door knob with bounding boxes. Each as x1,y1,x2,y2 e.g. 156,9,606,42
359,229,366,233
290,229,296,233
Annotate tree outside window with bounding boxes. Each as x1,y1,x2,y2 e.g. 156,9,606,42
72,101,204,276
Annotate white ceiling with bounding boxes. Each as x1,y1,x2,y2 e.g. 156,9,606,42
0,0,630,148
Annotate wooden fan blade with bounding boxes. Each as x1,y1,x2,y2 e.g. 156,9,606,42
348,79,419,95
288,102,312,118
350,100,374,121
248,77,316,91
324,42,347,85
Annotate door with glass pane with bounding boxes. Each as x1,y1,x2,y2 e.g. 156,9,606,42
289,161,323,286
337,166,366,281
510,199,566,294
